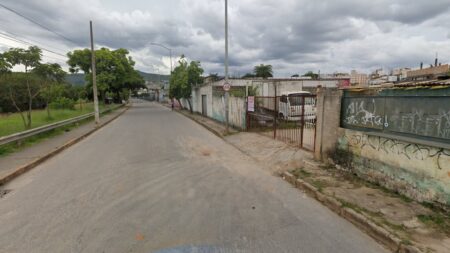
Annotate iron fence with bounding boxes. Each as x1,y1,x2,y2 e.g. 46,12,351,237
246,94,317,151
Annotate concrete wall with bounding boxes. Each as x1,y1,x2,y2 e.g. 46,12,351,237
314,88,343,161
211,95,246,129
313,87,450,206
192,85,213,116
191,84,246,129
337,129,450,206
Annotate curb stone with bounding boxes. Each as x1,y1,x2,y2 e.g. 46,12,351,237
0,106,129,186
282,171,423,253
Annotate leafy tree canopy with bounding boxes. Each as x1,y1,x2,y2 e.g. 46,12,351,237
253,64,273,79
67,47,145,101
169,55,204,112
302,71,319,79
242,73,255,78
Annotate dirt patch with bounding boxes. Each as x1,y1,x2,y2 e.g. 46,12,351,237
290,162,450,253
225,132,312,174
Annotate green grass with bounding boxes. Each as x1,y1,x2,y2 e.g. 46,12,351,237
291,167,312,178
0,103,111,137
0,104,120,157
310,179,330,192
417,214,450,235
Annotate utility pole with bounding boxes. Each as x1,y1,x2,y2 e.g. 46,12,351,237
90,21,100,124
224,0,229,133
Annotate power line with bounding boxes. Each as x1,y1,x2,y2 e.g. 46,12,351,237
0,23,68,53
0,3,79,46
0,41,67,62
0,33,67,58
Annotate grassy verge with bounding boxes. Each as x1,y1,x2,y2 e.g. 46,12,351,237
0,103,111,137
0,104,121,157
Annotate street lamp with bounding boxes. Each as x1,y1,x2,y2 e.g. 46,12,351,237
149,42,172,74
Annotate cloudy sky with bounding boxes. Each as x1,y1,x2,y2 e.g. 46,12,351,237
0,0,450,76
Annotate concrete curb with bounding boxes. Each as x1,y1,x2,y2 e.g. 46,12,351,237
0,106,129,186
281,171,424,253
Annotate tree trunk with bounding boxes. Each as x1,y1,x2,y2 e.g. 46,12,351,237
187,98,193,114
9,89,27,129
25,66,32,129
176,98,183,109
46,100,51,119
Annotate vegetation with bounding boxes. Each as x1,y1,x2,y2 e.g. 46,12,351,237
169,55,204,113
302,71,319,79
67,47,145,103
0,46,69,129
242,73,256,78
253,64,273,78
0,102,103,137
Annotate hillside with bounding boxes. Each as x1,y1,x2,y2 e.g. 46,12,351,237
65,73,85,86
66,71,169,86
136,70,170,82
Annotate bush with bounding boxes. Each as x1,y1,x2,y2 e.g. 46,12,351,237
49,97,76,110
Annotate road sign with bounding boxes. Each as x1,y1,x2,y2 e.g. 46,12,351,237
223,82,231,91
247,96,254,112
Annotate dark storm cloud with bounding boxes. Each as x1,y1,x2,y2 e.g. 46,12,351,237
0,0,449,75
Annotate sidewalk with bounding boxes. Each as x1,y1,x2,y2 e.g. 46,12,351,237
176,106,450,253
173,108,239,137
0,107,128,185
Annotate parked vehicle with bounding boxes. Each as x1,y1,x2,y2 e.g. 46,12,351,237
278,91,316,121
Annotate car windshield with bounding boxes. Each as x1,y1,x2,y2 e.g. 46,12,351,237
288,96,303,106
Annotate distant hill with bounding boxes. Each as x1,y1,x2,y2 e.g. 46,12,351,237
65,73,85,86
65,71,169,86
136,70,170,82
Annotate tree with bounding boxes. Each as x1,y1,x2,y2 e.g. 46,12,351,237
242,73,255,78
67,47,145,103
302,71,319,79
253,64,273,78
0,54,11,74
169,56,188,109
0,73,42,128
291,74,299,77
208,73,219,81
2,46,43,128
169,55,204,113
32,63,66,118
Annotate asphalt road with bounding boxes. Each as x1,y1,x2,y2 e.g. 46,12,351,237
0,101,388,253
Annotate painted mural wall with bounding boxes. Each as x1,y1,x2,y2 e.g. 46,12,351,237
338,128,450,205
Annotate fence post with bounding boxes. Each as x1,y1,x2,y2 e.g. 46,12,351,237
300,95,305,148
274,96,277,139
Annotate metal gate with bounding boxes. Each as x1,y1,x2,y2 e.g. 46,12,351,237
246,94,317,151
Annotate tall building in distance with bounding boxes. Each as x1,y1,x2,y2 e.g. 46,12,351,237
350,70,368,86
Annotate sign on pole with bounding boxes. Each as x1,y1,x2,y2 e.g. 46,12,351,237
247,96,255,112
223,82,231,92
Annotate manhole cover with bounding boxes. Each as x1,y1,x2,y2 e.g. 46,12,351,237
0,189,12,198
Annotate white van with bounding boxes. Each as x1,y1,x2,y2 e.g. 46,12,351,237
278,91,316,121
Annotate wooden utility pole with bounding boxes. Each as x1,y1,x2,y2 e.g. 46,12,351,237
90,21,100,124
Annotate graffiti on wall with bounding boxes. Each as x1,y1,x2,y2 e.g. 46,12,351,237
343,132,450,170
387,108,450,140
343,98,384,129
341,96,450,141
